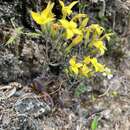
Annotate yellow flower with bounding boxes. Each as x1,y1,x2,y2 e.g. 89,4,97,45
72,13,87,21
72,34,83,45
91,58,105,72
69,57,82,75
65,34,83,53
83,56,91,65
93,40,107,55
59,0,78,18
30,1,55,25
90,24,104,37
59,19,82,39
80,64,90,77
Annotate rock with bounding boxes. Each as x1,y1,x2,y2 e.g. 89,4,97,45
124,69,130,80
15,93,51,117
10,115,39,130
101,109,111,120
0,53,22,83
21,43,34,61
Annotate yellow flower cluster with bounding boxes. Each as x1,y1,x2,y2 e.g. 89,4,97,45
69,56,112,78
30,1,113,79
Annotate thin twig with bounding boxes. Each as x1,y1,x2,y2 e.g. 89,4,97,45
98,85,111,97
49,80,65,95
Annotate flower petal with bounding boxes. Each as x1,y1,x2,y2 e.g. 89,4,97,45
71,66,79,74
66,29,74,39
76,63,83,68
31,11,45,24
69,57,76,66
68,1,78,9
72,34,83,46
59,0,65,8
83,56,91,64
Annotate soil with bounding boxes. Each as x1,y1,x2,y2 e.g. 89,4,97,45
0,0,130,130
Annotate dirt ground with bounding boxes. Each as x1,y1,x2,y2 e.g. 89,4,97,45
0,0,130,130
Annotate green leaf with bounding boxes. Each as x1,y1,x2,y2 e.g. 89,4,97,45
85,29,90,44
74,83,87,97
15,27,23,34
80,17,89,29
91,116,98,130
6,36,16,45
24,32,41,38
6,27,23,45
